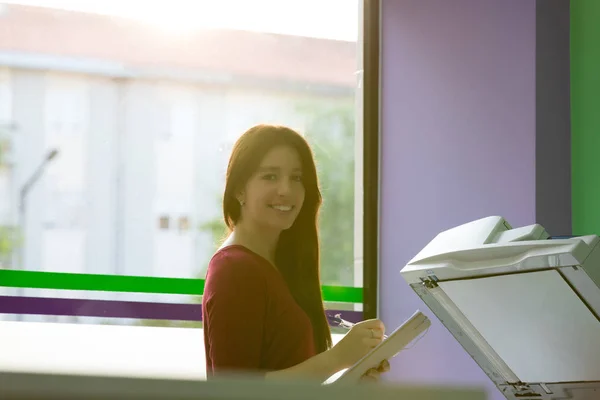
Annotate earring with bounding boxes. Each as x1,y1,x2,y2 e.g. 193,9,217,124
239,199,245,206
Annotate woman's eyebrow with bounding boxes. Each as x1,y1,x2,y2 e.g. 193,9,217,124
258,166,302,172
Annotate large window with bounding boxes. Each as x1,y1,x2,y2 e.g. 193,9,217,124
0,0,380,374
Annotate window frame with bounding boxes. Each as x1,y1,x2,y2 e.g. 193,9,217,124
361,0,381,320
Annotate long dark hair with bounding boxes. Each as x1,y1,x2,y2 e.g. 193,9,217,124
223,124,332,353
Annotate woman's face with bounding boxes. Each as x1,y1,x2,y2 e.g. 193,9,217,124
239,145,305,232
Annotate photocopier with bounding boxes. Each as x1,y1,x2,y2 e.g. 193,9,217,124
400,216,600,400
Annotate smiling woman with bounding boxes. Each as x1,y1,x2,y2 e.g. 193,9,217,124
203,125,386,381
210,126,330,357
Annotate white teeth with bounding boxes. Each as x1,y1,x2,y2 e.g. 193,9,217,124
271,205,292,211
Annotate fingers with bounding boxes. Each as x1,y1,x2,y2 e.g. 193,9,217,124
361,362,390,384
370,328,385,340
358,319,386,333
361,326,385,348
360,368,380,383
359,329,384,341
377,359,391,372
363,337,382,348
354,319,385,341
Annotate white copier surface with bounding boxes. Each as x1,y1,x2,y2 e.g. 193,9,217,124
400,216,600,400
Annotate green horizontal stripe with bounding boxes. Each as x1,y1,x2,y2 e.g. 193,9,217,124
321,285,363,303
0,270,362,303
0,270,204,295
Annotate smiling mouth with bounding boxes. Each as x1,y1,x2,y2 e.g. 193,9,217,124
269,205,294,212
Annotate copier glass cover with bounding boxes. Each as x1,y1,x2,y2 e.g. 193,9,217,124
400,216,600,400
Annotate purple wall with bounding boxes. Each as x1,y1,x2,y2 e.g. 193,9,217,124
379,1,570,399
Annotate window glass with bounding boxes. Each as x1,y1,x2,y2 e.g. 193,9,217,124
0,0,364,338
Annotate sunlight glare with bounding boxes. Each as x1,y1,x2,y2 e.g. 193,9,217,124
2,0,359,41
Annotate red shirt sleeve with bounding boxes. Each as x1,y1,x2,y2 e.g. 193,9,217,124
202,250,268,377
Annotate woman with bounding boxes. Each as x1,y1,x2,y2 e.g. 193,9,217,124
202,124,389,383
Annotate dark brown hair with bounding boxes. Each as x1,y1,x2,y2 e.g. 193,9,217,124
223,124,332,353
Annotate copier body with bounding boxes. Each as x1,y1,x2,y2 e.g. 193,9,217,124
400,216,600,400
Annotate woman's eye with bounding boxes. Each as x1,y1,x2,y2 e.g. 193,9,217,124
291,175,303,182
262,174,277,180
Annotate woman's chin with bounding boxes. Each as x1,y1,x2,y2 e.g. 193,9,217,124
270,221,296,232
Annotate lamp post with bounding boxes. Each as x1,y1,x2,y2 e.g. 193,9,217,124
15,149,59,320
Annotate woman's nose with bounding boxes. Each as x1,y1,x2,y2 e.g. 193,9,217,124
277,179,292,195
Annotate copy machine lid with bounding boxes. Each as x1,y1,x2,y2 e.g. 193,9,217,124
400,216,600,400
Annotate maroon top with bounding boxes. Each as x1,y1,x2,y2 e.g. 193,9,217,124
202,245,316,377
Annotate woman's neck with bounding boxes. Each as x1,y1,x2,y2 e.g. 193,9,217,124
227,222,280,266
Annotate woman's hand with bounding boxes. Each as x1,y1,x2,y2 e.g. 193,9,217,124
360,359,391,383
328,319,386,370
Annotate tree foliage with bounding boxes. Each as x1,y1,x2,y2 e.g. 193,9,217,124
296,100,356,286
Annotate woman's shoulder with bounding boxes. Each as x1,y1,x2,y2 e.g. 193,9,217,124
210,244,265,265
206,245,270,283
